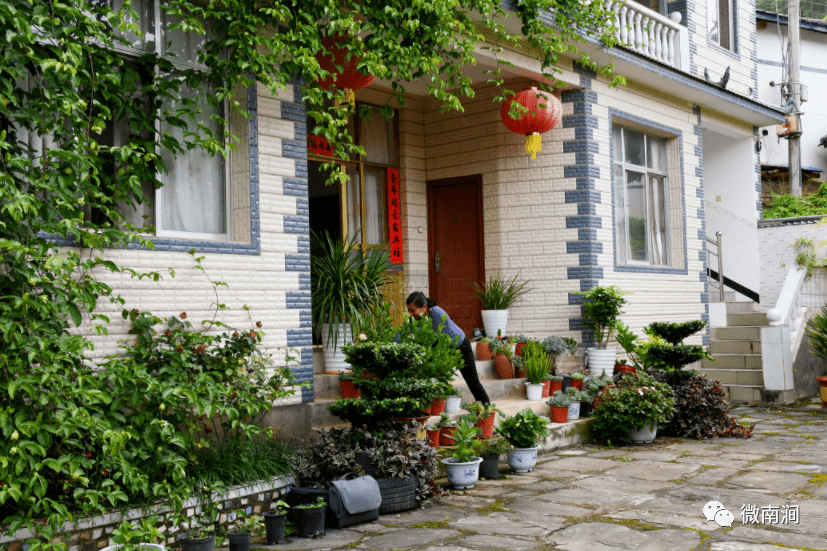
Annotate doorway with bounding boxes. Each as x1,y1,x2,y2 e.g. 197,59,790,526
427,175,485,336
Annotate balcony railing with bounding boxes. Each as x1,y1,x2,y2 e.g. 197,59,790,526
603,0,689,71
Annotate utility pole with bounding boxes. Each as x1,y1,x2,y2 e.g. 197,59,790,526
788,0,803,196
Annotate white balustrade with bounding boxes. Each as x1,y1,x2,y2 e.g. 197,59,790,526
603,0,687,70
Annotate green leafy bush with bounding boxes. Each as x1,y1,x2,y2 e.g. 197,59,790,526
763,183,827,219
647,321,707,345
496,408,550,449
575,286,629,349
470,273,532,310
590,372,675,445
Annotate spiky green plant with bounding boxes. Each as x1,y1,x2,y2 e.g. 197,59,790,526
470,273,532,310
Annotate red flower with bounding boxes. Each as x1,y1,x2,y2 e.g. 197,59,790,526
176,345,184,353
249,331,256,339
180,312,187,319
256,321,262,328
87,453,92,458
233,331,239,337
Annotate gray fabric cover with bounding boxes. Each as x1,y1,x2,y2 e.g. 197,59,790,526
331,474,381,514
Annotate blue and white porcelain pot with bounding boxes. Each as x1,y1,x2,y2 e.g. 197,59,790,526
442,457,482,489
507,446,540,473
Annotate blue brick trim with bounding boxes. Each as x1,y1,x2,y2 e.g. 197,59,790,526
567,241,603,254
696,187,704,198
299,273,311,291
573,102,593,115
610,108,689,276
576,177,596,190
566,190,601,204
564,165,600,179
569,318,586,331
578,228,598,241
282,139,306,160
287,328,312,346
284,215,309,234
293,84,304,104
286,291,311,309
285,254,310,272
300,309,312,328
579,253,598,266
563,140,600,154
296,159,308,178
568,267,604,279
577,203,596,216
572,61,598,79
296,198,309,217
284,177,309,197
561,89,599,103
563,114,599,129
281,101,305,123
566,216,602,229
580,279,599,291
294,122,306,142
575,127,594,140
298,235,310,254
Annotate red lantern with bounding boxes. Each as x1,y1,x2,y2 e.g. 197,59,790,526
501,87,562,160
317,35,375,104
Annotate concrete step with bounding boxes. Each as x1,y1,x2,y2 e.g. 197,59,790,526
726,312,769,327
708,290,740,303
711,326,761,341
720,384,768,403
724,301,762,314
703,354,762,369
709,340,761,354
701,368,764,386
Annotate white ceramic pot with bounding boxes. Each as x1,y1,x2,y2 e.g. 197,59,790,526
481,310,508,339
507,446,540,473
586,348,616,376
525,383,544,401
630,423,658,444
568,401,581,421
445,395,462,413
442,457,482,489
321,323,352,373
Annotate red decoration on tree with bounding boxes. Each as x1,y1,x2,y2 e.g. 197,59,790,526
317,35,375,104
500,87,562,160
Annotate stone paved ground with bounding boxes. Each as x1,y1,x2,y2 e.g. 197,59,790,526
253,401,827,551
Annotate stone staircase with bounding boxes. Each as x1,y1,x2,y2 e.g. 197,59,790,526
704,301,768,403
309,348,590,450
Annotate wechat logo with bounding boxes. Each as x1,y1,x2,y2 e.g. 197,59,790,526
703,501,734,527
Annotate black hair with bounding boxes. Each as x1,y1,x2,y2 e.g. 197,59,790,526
406,291,436,309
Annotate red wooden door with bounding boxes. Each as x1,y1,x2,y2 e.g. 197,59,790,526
428,176,484,337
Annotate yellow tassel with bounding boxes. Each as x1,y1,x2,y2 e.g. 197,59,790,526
345,88,355,105
525,133,542,160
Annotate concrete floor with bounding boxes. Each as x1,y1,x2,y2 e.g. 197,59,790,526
248,399,827,551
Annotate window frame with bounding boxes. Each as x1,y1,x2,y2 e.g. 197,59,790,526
306,101,400,253
112,0,234,242
612,125,671,267
707,0,736,51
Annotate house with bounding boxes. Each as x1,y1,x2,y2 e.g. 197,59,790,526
755,9,827,198
80,0,785,433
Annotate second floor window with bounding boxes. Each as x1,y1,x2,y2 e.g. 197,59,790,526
708,0,735,51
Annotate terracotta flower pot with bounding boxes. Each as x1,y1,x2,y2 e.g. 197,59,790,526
614,364,636,376
550,406,569,423
515,343,526,357
339,379,360,399
430,398,446,416
818,376,827,408
570,379,583,391
440,426,458,446
550,380,563,394
477,342,492,361
494,353,514,379
515,367,527,379
475,413,496,439
542,379,551,398
426,428,440,448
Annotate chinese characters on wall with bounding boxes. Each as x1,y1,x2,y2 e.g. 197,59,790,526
387,168,403,264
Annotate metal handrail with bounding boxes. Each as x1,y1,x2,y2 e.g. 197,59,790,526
705,231,724,302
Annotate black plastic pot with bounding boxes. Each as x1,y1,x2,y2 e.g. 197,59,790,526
179,533,216,551
377,476,418,514
263,511,287,545
579,400,592,417
286,483,329,523
479,454,500,480
228,531,251,551
294,506,326,538
561,375,572,392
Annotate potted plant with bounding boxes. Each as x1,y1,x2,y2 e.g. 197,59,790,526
263,501,290,545
472,437,511,480
548,375,564,395
436,413,458,446
426,424,441,448
106,516,165,551
490,338,515,379
338,371,360,399
512,355,526,378
575,285,629,376
311,231,391,373
514,334,529,357
542,373,553,397
476,337,493,361
807,307,827,407
179,515,216,551
564,388,586,420
547,392,572,423
591,372,676,445
496,408,550,473
570,373,585,391
441,418,483,489
579,390,594,417
445,387,463,413
228,511,262,551
522,341,549,401
541,335,568,373
430,393,446,416
470,272,532,338
293,496,326,538
463,402,498,438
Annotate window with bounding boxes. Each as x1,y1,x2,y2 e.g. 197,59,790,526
707,0,735,50
102,0,233,241
307,103,398,250
612,126,670,266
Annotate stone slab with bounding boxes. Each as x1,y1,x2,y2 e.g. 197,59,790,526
506,498,593,518
726,471,813,493
455,535,539,549
548,522,678,551
448,514,552,537
726,526,827,549
536,456,620,472
603,460,702,481
261,529,363,550
360,528,460,551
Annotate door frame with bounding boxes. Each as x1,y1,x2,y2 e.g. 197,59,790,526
426,174,486,311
